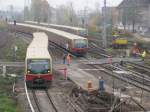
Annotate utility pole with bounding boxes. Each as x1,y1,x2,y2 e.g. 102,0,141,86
102,0,107,48
83,7,87,29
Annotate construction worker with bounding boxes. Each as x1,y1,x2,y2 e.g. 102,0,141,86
141,50,146,61
99,76,105,93
66,54,71,65
120,56,124,66
63,54,66,64
132,49,137,57
107,56,112,64
98,77,105,94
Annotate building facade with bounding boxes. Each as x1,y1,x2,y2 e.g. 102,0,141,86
118,0,150,34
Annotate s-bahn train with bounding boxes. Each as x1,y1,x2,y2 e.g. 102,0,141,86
25,32,52,87
10,22,88,56
25,21,89,37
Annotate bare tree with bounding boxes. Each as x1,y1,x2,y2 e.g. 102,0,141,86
24,6,30,20
55,2,78,26
30,0,41,21
40,0,50,22
9,5,14,20
30,0,50,22
55,5,69,25
87,2,102,31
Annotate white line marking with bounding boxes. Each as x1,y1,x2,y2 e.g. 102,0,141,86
13,83,15,93
24,82,35,112
112,70,132,74
79,69,105,71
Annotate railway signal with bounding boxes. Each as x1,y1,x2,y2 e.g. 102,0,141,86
13,45,18,61
14,20,16,26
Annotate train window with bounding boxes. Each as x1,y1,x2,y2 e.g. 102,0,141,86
27,59,50,74
74,39,87,48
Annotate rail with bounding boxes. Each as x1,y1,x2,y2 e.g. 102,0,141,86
24,82,35,112
45,90,58,112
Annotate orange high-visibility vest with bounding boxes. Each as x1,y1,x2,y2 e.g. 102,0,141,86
67,55,71,64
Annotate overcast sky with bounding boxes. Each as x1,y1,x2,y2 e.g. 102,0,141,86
0,0,123,11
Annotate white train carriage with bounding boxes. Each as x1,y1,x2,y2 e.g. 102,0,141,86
16,23,88,56
26,21,88,37
25,32,52,87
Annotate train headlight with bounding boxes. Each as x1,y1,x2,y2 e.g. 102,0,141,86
48,70,50,73
27,70,30,73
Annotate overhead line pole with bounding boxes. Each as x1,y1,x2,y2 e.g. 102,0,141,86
102,0,107,48
24,0,25,20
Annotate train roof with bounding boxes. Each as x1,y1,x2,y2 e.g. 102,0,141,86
26,32,51,59
26,48,51,59
26,21,87,31
29,32,48,48
17,23,88,40
45,23,86,31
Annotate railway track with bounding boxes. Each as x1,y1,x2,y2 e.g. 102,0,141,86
25,82,85,112
83,42,150,93
88,42,111,58
19,29,150,93
25,83,58,112
18,31,85,112
31,90,42,112
32,89,58,112
48,41,64,60
10,24,150,111
125,62,150,77
100,64,150,92
80,41,150,93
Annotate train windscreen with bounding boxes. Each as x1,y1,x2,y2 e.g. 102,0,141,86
74,39,87,48
27,59,50,74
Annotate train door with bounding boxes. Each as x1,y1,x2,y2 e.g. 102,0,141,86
68,40,72,50
25,59,28,75
71,39,75,49
76,30,79,36
65,40,72,50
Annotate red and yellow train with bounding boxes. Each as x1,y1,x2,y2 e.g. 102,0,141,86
25,32,52,88
10,22,88,56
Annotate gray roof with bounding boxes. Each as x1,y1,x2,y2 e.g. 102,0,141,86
17,23,87,40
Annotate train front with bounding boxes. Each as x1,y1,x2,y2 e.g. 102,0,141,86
72,39,88,56
25,58,52,88
78,29,88,37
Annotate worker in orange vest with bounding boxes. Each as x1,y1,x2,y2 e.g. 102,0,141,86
66,54,71,65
